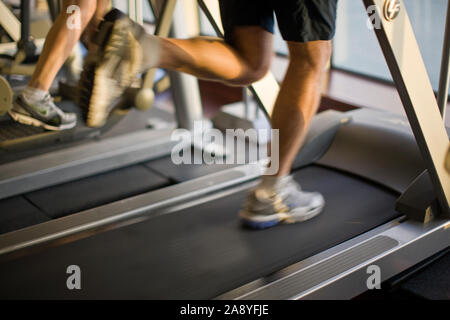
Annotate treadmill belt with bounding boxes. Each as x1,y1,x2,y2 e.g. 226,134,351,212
144,155,237,182
24,165,170,219
0,196,50,235
0,166,401,299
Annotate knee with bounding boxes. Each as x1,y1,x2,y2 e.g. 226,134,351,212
289,41,332,75
237,61,271,86
221,61,270,87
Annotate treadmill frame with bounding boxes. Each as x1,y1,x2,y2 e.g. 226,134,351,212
200,0,450,217
363,0,450,217
0,0,449,300
0,164,448,299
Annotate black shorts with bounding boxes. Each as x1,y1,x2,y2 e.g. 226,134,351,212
219,0,338,43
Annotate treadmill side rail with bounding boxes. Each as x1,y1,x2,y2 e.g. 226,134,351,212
0,163,263,257
0,128,176,200
217,219,450,300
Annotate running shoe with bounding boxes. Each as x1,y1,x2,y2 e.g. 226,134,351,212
79,8,145,127
239,176,325,229
9,93,77,131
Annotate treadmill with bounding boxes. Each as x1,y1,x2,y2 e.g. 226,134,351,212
0,0,449,299
0,0,166,154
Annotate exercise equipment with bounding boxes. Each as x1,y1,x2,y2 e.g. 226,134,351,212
0,0,187,153
0,0,448,299
0,76,13,116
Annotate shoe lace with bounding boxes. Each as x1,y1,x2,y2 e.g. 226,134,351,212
42,94,68,119
41,94,56,109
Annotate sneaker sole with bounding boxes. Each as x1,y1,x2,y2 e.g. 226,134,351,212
86,19,142,128
8,110,76,131
239,204,325,230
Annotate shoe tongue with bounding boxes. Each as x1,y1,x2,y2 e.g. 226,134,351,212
254,175,293,198
259,175,291,189
41,93,53,105
254,188,275,200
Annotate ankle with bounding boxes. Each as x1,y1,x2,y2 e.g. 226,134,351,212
140,34,162,69
22,86,49,102
258,174,290,190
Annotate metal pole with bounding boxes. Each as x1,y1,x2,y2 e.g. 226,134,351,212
46,0,58,22
128,0,136,21
135,0,143,25
169,0,203,130
20,0,30,44
243,88,250,119
437,0,450,119
17,0,36,62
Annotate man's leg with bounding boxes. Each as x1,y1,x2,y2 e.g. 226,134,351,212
160,37,330,175
29,0,108,91
9,0,110,131
238,41,330,229
81,0,111,49
238,0,337,228
82,15,274,127
157,27,272,86
271,40,332,176
81,4,330,227
137,23,329,228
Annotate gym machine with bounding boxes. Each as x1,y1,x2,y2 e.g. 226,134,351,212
0,0,448,299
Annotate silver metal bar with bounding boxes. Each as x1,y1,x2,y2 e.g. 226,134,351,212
144,0,205,132
217,218,450,300
0,39,45,56
0,128,176,200
136,0,144,25
0,0,21,42
129,0,144,25
0,163,263,256
128,0,136,22
169,0,204,130
438,0,450,118
363,0,450,213
243,87,250,119
141,0,177,92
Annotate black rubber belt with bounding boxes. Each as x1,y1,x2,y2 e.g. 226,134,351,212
0,166,400,299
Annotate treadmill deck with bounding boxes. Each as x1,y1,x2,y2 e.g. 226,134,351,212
0,165,400,299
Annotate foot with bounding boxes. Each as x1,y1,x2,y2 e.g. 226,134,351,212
79,9,145,128
239,176,325,229
9,93,77,131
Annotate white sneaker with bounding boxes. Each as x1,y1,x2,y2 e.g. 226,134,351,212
239,176,325,229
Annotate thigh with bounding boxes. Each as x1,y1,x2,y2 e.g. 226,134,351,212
274,0,338,43
227,26,274,73
219,0,274,44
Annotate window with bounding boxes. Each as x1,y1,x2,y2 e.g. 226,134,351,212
333,0,448,94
